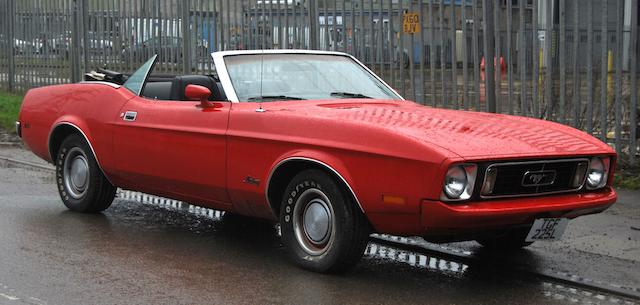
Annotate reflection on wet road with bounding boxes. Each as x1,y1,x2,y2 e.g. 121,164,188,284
0,167,638,305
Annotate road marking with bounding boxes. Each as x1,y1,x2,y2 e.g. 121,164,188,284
0,282,47,304
27,297,47,305
0,292,20,301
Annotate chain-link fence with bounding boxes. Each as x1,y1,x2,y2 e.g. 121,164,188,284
0,0,638,163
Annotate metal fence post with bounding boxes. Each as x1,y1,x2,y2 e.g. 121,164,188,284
81,0,89,75
309,0,319,50
71,0,82,83
482,0,497,113
7,0,15,91
630,0,638,164
182,0,192,74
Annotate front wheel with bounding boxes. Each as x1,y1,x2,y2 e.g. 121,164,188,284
56,134,116,213
279,169,370,273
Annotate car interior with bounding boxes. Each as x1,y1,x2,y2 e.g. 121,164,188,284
83,68,227,102
142,75,228,102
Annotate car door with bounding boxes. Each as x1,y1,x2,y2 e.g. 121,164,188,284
112,96,231,208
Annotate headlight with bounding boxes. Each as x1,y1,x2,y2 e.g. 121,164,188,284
586,157,609,189
441,164,477,201
444,166,467,198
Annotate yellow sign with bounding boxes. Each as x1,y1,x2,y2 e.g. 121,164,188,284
403,12,420,34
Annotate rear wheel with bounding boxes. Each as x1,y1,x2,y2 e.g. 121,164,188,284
55,134,116,213
476,227,534,251
279,169,370,273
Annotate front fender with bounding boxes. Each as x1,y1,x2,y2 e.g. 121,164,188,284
266,149,362,212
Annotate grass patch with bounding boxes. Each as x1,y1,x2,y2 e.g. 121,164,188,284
0,91,24,133
614,164,640,190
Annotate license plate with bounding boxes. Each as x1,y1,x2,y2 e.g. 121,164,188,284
525,218,569,242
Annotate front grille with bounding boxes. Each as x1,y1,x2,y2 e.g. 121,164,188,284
481,159,589,198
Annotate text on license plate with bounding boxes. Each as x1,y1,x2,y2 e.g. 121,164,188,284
525,218,569,242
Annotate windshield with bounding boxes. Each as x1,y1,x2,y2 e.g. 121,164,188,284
124,55,157,95
223,54,401,102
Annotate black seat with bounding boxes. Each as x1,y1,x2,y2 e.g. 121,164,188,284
142,81,172,100
170,75,227,101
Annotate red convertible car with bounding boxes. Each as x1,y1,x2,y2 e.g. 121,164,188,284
17,50,616,273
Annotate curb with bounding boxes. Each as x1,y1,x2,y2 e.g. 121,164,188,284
0,155,54,172
370,235,640,301
0,142,22,148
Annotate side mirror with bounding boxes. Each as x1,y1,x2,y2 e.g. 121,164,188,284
184,84,212,108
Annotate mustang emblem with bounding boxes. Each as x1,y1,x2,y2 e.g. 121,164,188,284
522,170,557,187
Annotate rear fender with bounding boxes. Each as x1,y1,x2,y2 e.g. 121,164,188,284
47,118,113,185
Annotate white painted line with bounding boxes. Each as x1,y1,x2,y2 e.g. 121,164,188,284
27,297,47,305
0,292,20,301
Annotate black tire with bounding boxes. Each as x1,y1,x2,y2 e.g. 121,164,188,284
55,134,116,213
476,228,534,251
279,169,370,273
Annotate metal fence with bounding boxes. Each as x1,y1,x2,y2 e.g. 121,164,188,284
0,0,638,164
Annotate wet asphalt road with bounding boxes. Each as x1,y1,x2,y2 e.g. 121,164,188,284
0,164,638,305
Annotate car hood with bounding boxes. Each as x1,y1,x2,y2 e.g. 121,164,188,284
279,100,613,160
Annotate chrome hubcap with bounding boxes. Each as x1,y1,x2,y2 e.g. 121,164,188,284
303,200,331,243
293,188,335,256
63,148,89,199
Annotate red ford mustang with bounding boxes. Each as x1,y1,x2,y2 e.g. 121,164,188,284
17,50,616,273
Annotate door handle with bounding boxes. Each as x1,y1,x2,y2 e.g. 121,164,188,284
122,111,137,121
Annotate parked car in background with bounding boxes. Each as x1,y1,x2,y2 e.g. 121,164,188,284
46,33,71,57
121,35,208,63
12,38,43,55
17,50,617,273
86,31,114,55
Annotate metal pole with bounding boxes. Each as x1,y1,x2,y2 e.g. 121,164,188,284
493,0,501,112
571,0,580,128
369,0,374,65
544,0,553,119
182,0,192,74
409,0,416,101
379,0,384,79
518,0,526,116
333,0,338,51
419,0,425,105
309,0,318,50
399,0,405,96
342,0,346,53
438,0,445,106
471,0,479,110
482,0,496,113
71,0,82,83
324,0,329,50
532,0,540,117
461,0,468,109
81,0,89,75
558,0,566,123
388,0,395,90
506,0,513,114
226,0,231,50
449,0,457,108
586,0,594,134
630,0,638,164
599,0,608,141
7,0,15,91
613,0,623,154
